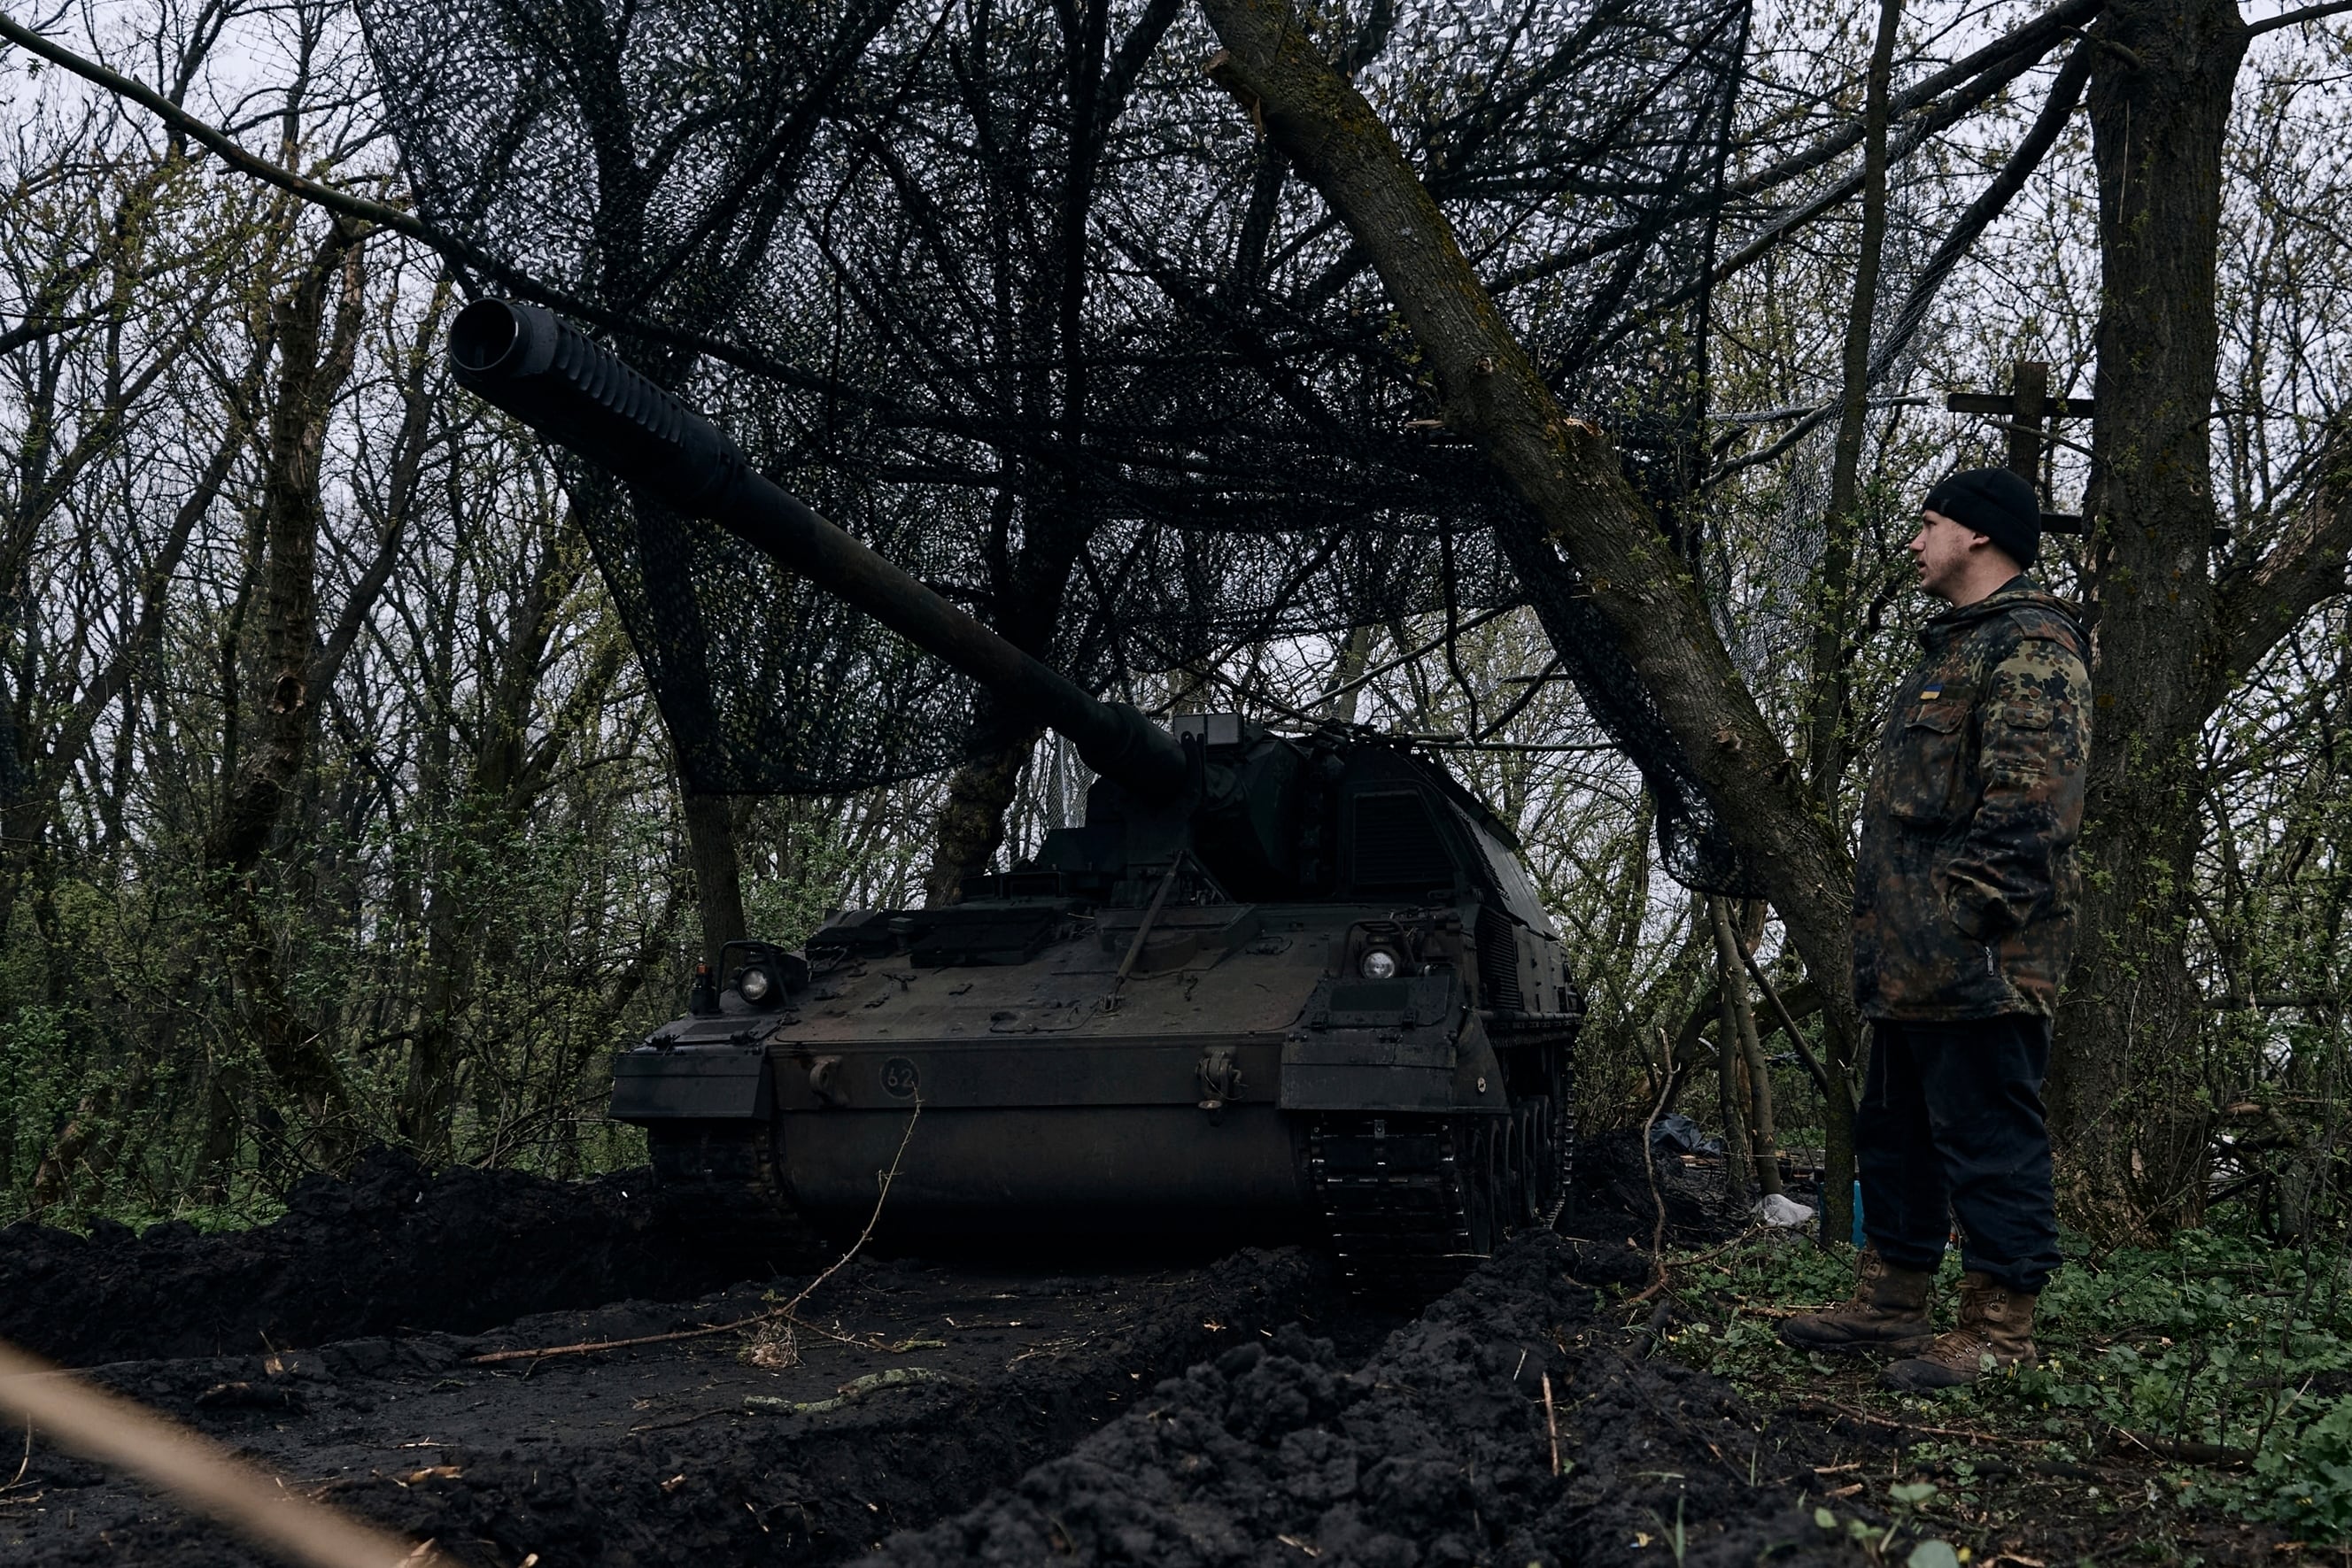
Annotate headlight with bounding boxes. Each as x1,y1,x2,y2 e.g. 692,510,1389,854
739,966,773,1003
1358,948,1400,981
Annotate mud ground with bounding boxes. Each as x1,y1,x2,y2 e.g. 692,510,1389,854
0,1149,776,1365
0,1138,2257,1565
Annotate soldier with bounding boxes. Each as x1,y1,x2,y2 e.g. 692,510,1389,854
1780,466,2091,1391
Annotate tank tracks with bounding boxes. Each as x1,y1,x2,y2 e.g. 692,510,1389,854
645,1119,819,1269
1308,1088,1570,1297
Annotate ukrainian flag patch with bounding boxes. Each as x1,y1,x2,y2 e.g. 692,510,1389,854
1919,684,1943,700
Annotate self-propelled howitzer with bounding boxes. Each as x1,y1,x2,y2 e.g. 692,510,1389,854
450,298,1582,1290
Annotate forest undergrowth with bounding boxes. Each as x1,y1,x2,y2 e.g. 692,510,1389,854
1649,1222,2352,1558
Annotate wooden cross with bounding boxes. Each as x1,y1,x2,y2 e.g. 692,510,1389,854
1944,359,2094,535
1944,359,2228,546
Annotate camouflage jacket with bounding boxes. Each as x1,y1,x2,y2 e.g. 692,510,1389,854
1853,577,2092,1021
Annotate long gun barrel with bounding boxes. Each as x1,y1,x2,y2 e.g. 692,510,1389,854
447,298,1186,799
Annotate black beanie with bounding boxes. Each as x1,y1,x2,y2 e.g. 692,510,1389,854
1923,467,2040,568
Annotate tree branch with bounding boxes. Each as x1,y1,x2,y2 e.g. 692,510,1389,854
2206,421,2352,708
2247,0,2352,37
35,346,271,803
1489,0,2102,296
1866,41,2093,388
1195,0,1864,1066
311,277,453,698
0,12,961,444
1703,43,2091,490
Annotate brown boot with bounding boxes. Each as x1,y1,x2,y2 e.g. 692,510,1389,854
1778,1248,1935,1355
1882,1272,2039,1391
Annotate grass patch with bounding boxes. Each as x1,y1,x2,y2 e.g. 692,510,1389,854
1646,1225,2352,1561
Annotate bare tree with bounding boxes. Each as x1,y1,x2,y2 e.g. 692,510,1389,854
2053,0,2352,1232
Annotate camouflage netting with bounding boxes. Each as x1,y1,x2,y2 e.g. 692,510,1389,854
356,0,1763,891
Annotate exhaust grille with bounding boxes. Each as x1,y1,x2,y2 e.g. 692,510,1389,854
1478,907,1524,1013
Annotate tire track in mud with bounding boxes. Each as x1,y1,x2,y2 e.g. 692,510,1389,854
2,1234,1386,1564
881,1233,1860,1568
3,1142,1864,1567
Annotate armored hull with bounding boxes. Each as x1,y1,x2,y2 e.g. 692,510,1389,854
621,735,1581,1289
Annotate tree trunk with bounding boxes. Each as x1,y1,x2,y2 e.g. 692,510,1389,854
1809,0,1903,807
400,519,614,1155
1709,898,1756,1212
2051,0,2248,1234
922,727,1044,907
17,359,265,1213
1797,0,1899,1250
192,1059,251,1206
1327,623,1376,722
203,223,368,1164
1714,899,1784,1198
1197,0,1867,1102
917,0,1190,900
684,791,748,967
0,346,267,930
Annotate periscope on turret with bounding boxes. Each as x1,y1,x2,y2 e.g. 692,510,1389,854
449,298,1585,1293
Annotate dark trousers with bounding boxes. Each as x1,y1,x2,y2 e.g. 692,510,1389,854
1855,1016,2061,1294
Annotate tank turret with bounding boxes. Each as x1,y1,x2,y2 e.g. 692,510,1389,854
450,300,1583,1293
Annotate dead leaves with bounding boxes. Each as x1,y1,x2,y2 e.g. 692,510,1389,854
739,1322,801,1372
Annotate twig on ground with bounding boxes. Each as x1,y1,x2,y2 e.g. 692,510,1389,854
1629,1219,1779,1312
466,1314,786,1365
474,1302,942,1367
627,1405,741,1435
783,1317,943,1355
631,1350,960,1433
2105,1427,2254,1469
743,1364,962,1417
4,1414,28,1491
469,1102,923,1367
1542,1371,1561,1475
1667,1225,1777,1272
1785,1398,2054,1448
